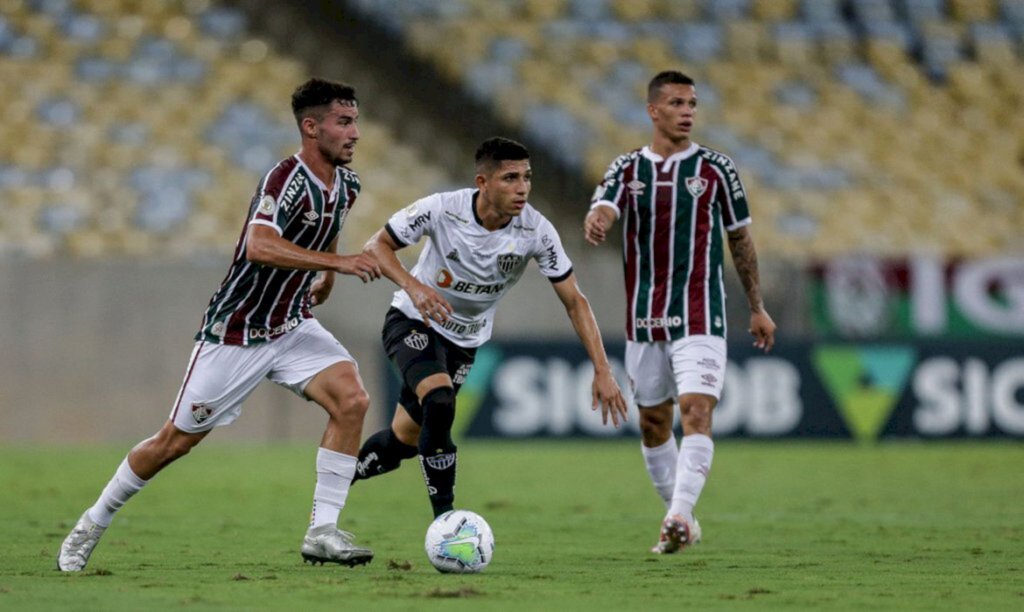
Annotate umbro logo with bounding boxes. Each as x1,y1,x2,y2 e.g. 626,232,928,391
302,210,319,226
446,249,461,262
627,180,645,195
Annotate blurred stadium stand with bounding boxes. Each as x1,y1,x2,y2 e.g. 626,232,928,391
2,0,1022,442
0,0,455,259
336,0,1024,260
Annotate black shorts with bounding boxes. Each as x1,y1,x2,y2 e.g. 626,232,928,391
381,307,477,425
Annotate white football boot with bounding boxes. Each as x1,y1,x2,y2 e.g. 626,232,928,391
650,514,701,554
57,512,107,571
301,524,373,567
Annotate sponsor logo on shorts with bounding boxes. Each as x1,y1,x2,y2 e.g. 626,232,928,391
635,316,683,329
191,402,213,425
697,357,719,369
425,453,456,470
453,363,472,385
701,373,718,387
404,331,429,351
247,316,300,340
440,318,485,336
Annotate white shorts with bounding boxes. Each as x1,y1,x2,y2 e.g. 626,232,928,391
625,335,727,406
169,318,354,433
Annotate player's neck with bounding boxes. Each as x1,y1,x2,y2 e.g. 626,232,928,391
297,150,336,191
474,197,511,232
650,135,691,159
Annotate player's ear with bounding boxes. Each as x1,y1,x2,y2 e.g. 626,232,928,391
474,173,487,190
300,115,318,139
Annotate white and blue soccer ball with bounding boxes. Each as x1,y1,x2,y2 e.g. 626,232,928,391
424,509,495,573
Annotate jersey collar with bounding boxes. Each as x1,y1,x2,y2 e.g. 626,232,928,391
294,154,342,202
640,142,699,164
471,190,513,231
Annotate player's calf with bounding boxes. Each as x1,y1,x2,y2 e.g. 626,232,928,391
352,428,417,482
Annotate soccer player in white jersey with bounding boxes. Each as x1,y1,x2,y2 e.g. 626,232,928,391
350,137,628,518
584,71,777,553
57,78,383,571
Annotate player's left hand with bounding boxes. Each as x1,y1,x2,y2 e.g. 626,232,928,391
749,309,776,352
592,369,628,428
309,274,333,306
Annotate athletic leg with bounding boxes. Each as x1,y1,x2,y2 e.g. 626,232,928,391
58,421,208,571
414,373,457,518
353,403,420,481
639,400,677,509
297,360,374,566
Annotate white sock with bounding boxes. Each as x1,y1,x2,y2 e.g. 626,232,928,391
641,437,678,509
310,447,357,529
86,457,148,527
668,434,714,523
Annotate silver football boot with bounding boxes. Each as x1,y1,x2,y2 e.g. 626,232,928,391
57,511,107,571
301,524,373,567
650,515,702,554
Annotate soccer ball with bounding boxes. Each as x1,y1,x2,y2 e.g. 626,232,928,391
424,509,495,573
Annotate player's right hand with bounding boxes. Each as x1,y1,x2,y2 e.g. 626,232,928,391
584,209,610,246
337,253,381,283
408,281,453,327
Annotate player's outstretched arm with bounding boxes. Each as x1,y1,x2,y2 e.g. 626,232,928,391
726,225,776,352
363,228,452,326
246,224,381,282
551,273,628,427
584,206,617,246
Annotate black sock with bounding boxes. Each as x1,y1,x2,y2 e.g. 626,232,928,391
417,387,457,517
352,428,417,482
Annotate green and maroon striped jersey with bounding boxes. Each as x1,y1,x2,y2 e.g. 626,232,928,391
195,155,359,346
590,143,751,342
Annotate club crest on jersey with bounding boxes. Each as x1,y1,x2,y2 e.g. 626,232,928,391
686,176,708,197
404,331,428,351
497,253,523,275
627,180,646,195
191,402,213,425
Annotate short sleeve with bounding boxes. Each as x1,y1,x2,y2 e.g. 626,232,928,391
589,153,633,220
711,153,752,231
532,217,574,283
385,194,442,247
249,163,304,235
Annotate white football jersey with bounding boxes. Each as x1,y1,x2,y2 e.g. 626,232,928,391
385,188,573,347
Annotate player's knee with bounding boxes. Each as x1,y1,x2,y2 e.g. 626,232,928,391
639,408,672,440
680,400,714,432
327,388,370,423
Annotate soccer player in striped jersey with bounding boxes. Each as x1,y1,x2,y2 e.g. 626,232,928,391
350,137,628,518
584,71,777,554
58,78,382,571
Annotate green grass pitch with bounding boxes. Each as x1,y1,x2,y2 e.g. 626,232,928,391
1,440,1022,610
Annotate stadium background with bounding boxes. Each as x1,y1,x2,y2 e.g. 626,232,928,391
1,0,1022,445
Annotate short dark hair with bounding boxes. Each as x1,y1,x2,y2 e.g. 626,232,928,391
291,78,357,126
475,137,530,173
647,70,695,103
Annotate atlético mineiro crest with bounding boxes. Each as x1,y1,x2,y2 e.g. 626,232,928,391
192,402,213,425
686,176,708,198
497,253,523,275
404,331,428,351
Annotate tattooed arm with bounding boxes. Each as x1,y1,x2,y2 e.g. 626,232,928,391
727,226,776,352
